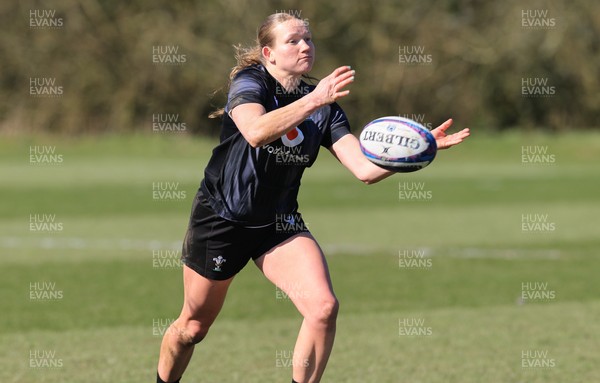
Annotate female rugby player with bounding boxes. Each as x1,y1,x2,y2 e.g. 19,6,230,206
156,12,469,383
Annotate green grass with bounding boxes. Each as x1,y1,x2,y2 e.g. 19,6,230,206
1,132,599,382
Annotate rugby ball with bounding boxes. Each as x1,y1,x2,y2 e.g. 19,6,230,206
359,116,437,172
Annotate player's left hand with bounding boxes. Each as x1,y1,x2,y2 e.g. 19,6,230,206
431,118,470,150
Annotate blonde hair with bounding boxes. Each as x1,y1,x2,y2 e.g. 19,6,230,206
209,13,304,119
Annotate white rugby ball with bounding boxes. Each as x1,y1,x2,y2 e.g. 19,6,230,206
359,116,437,173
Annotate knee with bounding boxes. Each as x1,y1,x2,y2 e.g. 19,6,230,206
171,318,210,345
306,296,339,328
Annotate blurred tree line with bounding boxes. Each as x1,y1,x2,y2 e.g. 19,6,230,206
1,0,598,135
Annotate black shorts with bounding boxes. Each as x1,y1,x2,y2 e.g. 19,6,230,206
181,190,309,280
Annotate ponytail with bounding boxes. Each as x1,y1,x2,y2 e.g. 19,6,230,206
209,13,303,119
208,44,264,119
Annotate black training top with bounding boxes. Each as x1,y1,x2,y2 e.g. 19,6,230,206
200,64,351,226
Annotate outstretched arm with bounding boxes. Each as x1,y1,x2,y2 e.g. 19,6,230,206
329,118,470,184
329,134,395,184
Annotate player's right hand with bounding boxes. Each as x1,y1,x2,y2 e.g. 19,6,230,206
309,66,355,106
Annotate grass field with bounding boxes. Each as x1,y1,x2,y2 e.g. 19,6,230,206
1,131,599,383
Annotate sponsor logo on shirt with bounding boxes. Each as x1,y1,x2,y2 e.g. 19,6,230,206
281,127,304,147
262,127,310,165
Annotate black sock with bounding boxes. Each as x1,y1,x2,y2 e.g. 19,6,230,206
157,372,181,383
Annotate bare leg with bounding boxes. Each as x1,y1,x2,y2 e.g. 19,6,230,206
157,265,234,382
255,233,338,383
